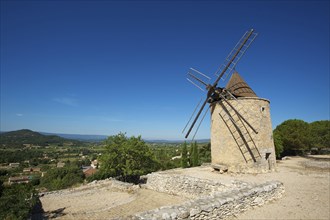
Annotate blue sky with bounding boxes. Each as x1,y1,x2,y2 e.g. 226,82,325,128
1,1,329,140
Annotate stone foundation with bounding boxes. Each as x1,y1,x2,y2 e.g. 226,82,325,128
134,174,284,219
144,172,250,199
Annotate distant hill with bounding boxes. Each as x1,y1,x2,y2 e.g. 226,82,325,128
145,139,210,144
40,133,209,144
41,132,108,142
0,129,210,146
37,132,209,143
0,129,80,147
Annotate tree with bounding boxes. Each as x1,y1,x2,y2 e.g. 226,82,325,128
190,142,199,167
309,120,330,151
273,131,284,159
40,166,84,191
181,142,188,168
273,119,311,155
199,143,211,163
99,133,160,183
0,183,37,220
0,180,3,196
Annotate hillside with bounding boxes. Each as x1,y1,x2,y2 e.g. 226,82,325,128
0,129,80,147
41,132,108,142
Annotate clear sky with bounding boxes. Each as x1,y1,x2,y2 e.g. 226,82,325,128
1,0,329,140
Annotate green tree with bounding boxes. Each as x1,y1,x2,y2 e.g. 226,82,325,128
190,142,199,167
0,183,37,220
40,166,84,191
199,143,211,163
274,119,311,155
0,180,3,196
30,176,40,186
99,133,160,183
181,142,188,168
273,131,284,158
309,120,330,151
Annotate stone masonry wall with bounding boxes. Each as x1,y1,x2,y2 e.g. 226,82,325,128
211,97,276,173
145,172,249,199
134,180,284,220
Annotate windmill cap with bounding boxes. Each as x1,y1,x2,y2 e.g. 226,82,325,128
225,71,257,97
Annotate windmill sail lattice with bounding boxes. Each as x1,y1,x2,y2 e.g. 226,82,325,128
184,29,258,140
215,30,258,81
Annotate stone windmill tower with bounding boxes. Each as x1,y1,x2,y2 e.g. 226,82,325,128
183,29,276,173
210,72,276,173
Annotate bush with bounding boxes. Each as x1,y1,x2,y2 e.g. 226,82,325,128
0,183,37,220
40,166,84,191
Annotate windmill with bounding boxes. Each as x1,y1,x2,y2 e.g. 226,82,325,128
183,29,276,173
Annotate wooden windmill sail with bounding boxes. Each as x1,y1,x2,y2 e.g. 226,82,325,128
183,29,258,140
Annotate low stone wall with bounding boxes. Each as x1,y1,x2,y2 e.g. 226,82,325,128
145,172,249,199
134,180,284,220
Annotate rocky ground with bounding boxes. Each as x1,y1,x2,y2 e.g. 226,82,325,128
36,156,330,219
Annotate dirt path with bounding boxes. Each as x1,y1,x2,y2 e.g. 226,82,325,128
236,156,330,220
39,184,187,219
38,156,330,219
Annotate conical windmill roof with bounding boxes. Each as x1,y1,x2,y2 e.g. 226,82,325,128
225,71,257,97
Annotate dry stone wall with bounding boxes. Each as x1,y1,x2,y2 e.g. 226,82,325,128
145,172,249,199
134,180,284,220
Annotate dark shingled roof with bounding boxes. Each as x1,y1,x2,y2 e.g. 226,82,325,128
225,72,257,97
